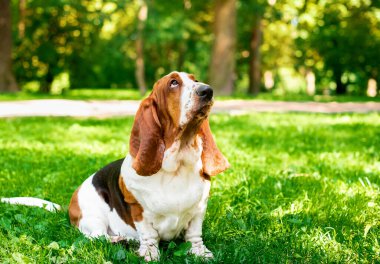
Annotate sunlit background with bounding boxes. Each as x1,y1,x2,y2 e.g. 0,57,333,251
0,0,379,98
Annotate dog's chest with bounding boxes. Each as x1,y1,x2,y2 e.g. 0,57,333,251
121,141,210,239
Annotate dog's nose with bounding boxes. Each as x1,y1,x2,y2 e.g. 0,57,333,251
196,85,213,101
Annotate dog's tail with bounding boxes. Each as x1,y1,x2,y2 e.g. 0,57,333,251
1,197,61,212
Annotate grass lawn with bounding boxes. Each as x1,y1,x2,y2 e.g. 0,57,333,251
1,89,380,102
1,113,380,263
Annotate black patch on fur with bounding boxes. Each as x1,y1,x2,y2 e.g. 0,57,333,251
91,158,134,227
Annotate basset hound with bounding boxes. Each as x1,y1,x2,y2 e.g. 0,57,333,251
68,71,230,261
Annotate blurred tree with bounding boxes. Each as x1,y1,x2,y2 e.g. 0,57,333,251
6,0,378,96
13,0,126,92
238,0,269,95
209,0,236,95
296,0,380,95
249,12,262,95
294,1,325,93
68,1,136,89
143,0,212,86
237,0,299,95
135,0,147,94
261,1,298,92
0,0,19,92
18,0,26,38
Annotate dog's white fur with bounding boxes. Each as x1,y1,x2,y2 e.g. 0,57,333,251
179,72,197,126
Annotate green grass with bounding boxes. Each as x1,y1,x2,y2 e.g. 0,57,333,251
1,113,380,263
1,89,380,102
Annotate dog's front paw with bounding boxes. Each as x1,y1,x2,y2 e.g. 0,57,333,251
138,244,160,262
109,235,125,243
189,242,214,259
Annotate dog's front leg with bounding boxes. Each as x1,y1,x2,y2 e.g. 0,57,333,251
185,211,214,259
135,219,160,261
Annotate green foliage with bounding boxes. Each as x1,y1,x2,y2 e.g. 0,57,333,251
8,0,380,95
0,88,143,101
1,113,380,262
143,1,213,85
295,0,380,94
12,0,132,91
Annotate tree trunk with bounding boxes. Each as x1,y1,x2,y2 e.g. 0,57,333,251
209,0,236,95
135,1,147,95
40,66,53,93
334,70,346,95
0,0,19,92
305,69,316,96
366,78,377,97
18,0,26,38
248,14,262,95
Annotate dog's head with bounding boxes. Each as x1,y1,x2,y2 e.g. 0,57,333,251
129,71,229,176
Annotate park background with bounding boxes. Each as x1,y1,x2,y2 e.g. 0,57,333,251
0,0,379,98
1,0,380,263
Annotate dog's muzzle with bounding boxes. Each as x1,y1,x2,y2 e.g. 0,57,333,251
196,85,213,102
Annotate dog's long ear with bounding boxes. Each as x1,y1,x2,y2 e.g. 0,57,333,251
199,119,230,177
130,98,165,176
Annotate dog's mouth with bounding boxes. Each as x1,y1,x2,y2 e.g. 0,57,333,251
195,99,213,117
178,102,213,144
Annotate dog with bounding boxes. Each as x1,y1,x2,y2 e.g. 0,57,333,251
2,71,229,261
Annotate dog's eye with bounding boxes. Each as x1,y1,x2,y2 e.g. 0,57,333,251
170,79,179,88
194,80,199,82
